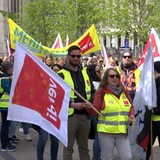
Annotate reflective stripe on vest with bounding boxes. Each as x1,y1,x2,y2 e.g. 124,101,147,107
152,114,160,121
58,68,91,115
97,92,131,134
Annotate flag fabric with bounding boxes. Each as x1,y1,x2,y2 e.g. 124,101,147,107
6,39,13,56
66,35,70,46
133,43,157,159
8,18,101,57
51,33,63,49
100,39,110,68
7,42,71,147
138,28,160,69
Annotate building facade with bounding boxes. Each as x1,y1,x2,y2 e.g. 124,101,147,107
0,0,32,58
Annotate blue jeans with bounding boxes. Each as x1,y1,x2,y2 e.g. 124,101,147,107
37,128,59,160
22,122,30,135
93,132,101,160
9,121,18,138
92,117,101,160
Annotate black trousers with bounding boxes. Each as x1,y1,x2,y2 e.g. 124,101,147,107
0,110,10,148
146,121,160,160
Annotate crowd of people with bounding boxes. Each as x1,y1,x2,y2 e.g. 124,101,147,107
0,45,160,160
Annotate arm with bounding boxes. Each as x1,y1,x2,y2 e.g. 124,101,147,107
86,91,105,116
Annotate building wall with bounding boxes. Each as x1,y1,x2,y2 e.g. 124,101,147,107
0,0,31,58
0,0,8,57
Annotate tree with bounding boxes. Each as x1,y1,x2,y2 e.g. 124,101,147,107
101,0,160,51
20,0,62,46
20,0,106,47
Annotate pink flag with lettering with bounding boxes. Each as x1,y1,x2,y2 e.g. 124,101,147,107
7,43,71,146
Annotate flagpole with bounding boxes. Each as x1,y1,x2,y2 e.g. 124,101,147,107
72,88,103,117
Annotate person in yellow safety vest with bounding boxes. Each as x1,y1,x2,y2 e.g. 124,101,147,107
116,51,141,159
146,61,160,160
58,45,95,160
116,51,140,102
87,68,135,160
0,61,17,152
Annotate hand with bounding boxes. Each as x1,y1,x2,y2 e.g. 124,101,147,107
71,102,84,110
128,116,135,123
82,102,92,109
128,116,136,131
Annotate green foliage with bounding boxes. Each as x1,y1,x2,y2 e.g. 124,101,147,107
0,9,18,21
20,0,106,47
102,0,160,47
17,0,160,50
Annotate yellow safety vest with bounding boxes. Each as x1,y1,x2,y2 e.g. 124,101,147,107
0,80,9,109
152,114,160,121
58,68,91,115
97,92,132,134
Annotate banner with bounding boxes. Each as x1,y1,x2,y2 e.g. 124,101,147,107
7,42,71,146
8,18,101,57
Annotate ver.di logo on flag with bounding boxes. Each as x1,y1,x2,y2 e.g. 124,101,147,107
11,54,64,129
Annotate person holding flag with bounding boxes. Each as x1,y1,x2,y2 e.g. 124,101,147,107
88,68,135,160
58,45,95,160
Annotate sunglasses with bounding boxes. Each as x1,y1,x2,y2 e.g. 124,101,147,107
99,60,103,63
108,74,120,78
123,56,132,59
69,55,81,58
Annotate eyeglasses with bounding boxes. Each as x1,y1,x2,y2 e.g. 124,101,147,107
69,55,81,58
123,56,132,59
108,75,120,78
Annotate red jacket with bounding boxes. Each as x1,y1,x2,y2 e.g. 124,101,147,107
87,87,134,117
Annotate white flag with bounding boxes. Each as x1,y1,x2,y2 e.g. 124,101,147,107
66,35,70,46
7,42,71,146
133,43,157,159
134,43,157,110
100,39,110,68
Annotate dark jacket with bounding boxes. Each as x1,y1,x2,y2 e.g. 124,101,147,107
153,76,160,115
58,63,95,115
87,64,101,82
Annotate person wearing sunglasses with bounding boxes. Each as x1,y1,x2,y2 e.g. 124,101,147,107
117,51,140,102
116,51,140,159
58,45,95,160
87,68,135,160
